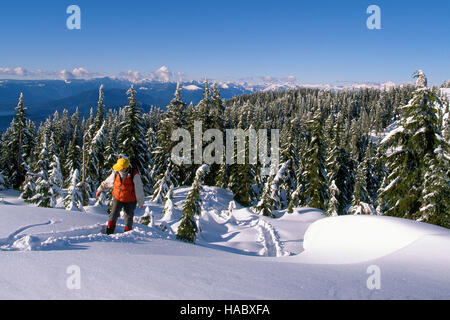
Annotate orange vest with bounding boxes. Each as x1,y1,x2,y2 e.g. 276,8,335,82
112,169,138,202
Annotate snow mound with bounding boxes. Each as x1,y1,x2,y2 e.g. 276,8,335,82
12,235,41,251
301,215,447,264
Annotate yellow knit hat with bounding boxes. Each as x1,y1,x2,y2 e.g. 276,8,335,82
113,158,130,171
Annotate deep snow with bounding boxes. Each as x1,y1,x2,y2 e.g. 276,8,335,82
0,186,449,299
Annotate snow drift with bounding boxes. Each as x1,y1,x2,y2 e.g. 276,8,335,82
301,215,448,264
1,188,449,299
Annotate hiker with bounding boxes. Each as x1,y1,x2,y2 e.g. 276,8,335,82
96,156,144,235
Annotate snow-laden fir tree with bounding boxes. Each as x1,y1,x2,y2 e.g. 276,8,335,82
19,162,36,201
29,136,54,207
254,175,275,218
227,122,257,207
348,159,376,215
303,108,329,211
210,83,226,130
215,159,228,189
363,139,382,205
193,79,212,125
0,128,14,188
227,146,257,207
117,85,152,194
49,153,64,204
4,93,33,188
326,180,340,216
80,118,94,206
46,132,64,202
378,70,449,224
325,112,352,215
88,122,107,191
144,125,157,190
138,206,153,226
152,164,177,204
176,164,210,243
162,187,174,219
276,125,299,208
156,83,190,185
288,134,309,211
419,149,450,227
63,168,84,212
93,85,105,133
64,125,81,187
261,160,294,214
204,82,226,186
103,119,120,180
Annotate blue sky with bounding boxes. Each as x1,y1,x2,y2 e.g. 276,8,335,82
0,0,448,85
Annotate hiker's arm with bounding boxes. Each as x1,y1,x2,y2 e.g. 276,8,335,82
133,174,145,208
97,171,115,193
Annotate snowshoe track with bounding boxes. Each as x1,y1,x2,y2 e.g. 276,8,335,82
256,219,290,257
1,222,171,251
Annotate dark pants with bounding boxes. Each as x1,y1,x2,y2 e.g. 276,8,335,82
109,197,137,230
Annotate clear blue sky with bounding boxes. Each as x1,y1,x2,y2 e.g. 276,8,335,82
0,0,448,85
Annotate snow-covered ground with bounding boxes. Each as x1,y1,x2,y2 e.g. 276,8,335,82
0,187,449,299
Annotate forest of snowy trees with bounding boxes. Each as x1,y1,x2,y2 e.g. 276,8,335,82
0,70,449,242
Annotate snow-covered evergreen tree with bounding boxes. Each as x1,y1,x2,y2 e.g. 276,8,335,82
419,145,449,227
215,160,228,189
326,180,340,216
63,169,84,212
117,85,152,194
64,125,81,187
348,160,376,215
254,176,275,218
276,126,299,207
227,122,257,207
303,108,329,211
176,164,210,243
49,153,64,204
162,187,174,218
93,84,105,132
326,112,352,215
88,122,107,191
378,70,449,224
156,82,190,185
19,162,36,201
29,137,54,207
5,93,33,188
152,165,177,204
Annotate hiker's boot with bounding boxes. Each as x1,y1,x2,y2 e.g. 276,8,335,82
106,221,116,235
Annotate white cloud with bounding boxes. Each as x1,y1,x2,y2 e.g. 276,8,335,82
0,66,99,80
0,65,189,83
59,69,75,80
0,67,30,76
118,70,143,82
58,67,98,80
118,66,185,83
283,75,297,83
71,67,90,78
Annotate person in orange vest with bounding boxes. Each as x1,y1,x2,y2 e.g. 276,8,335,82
96,156,145,235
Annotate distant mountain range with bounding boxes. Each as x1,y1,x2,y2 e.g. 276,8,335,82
0,77,401,131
